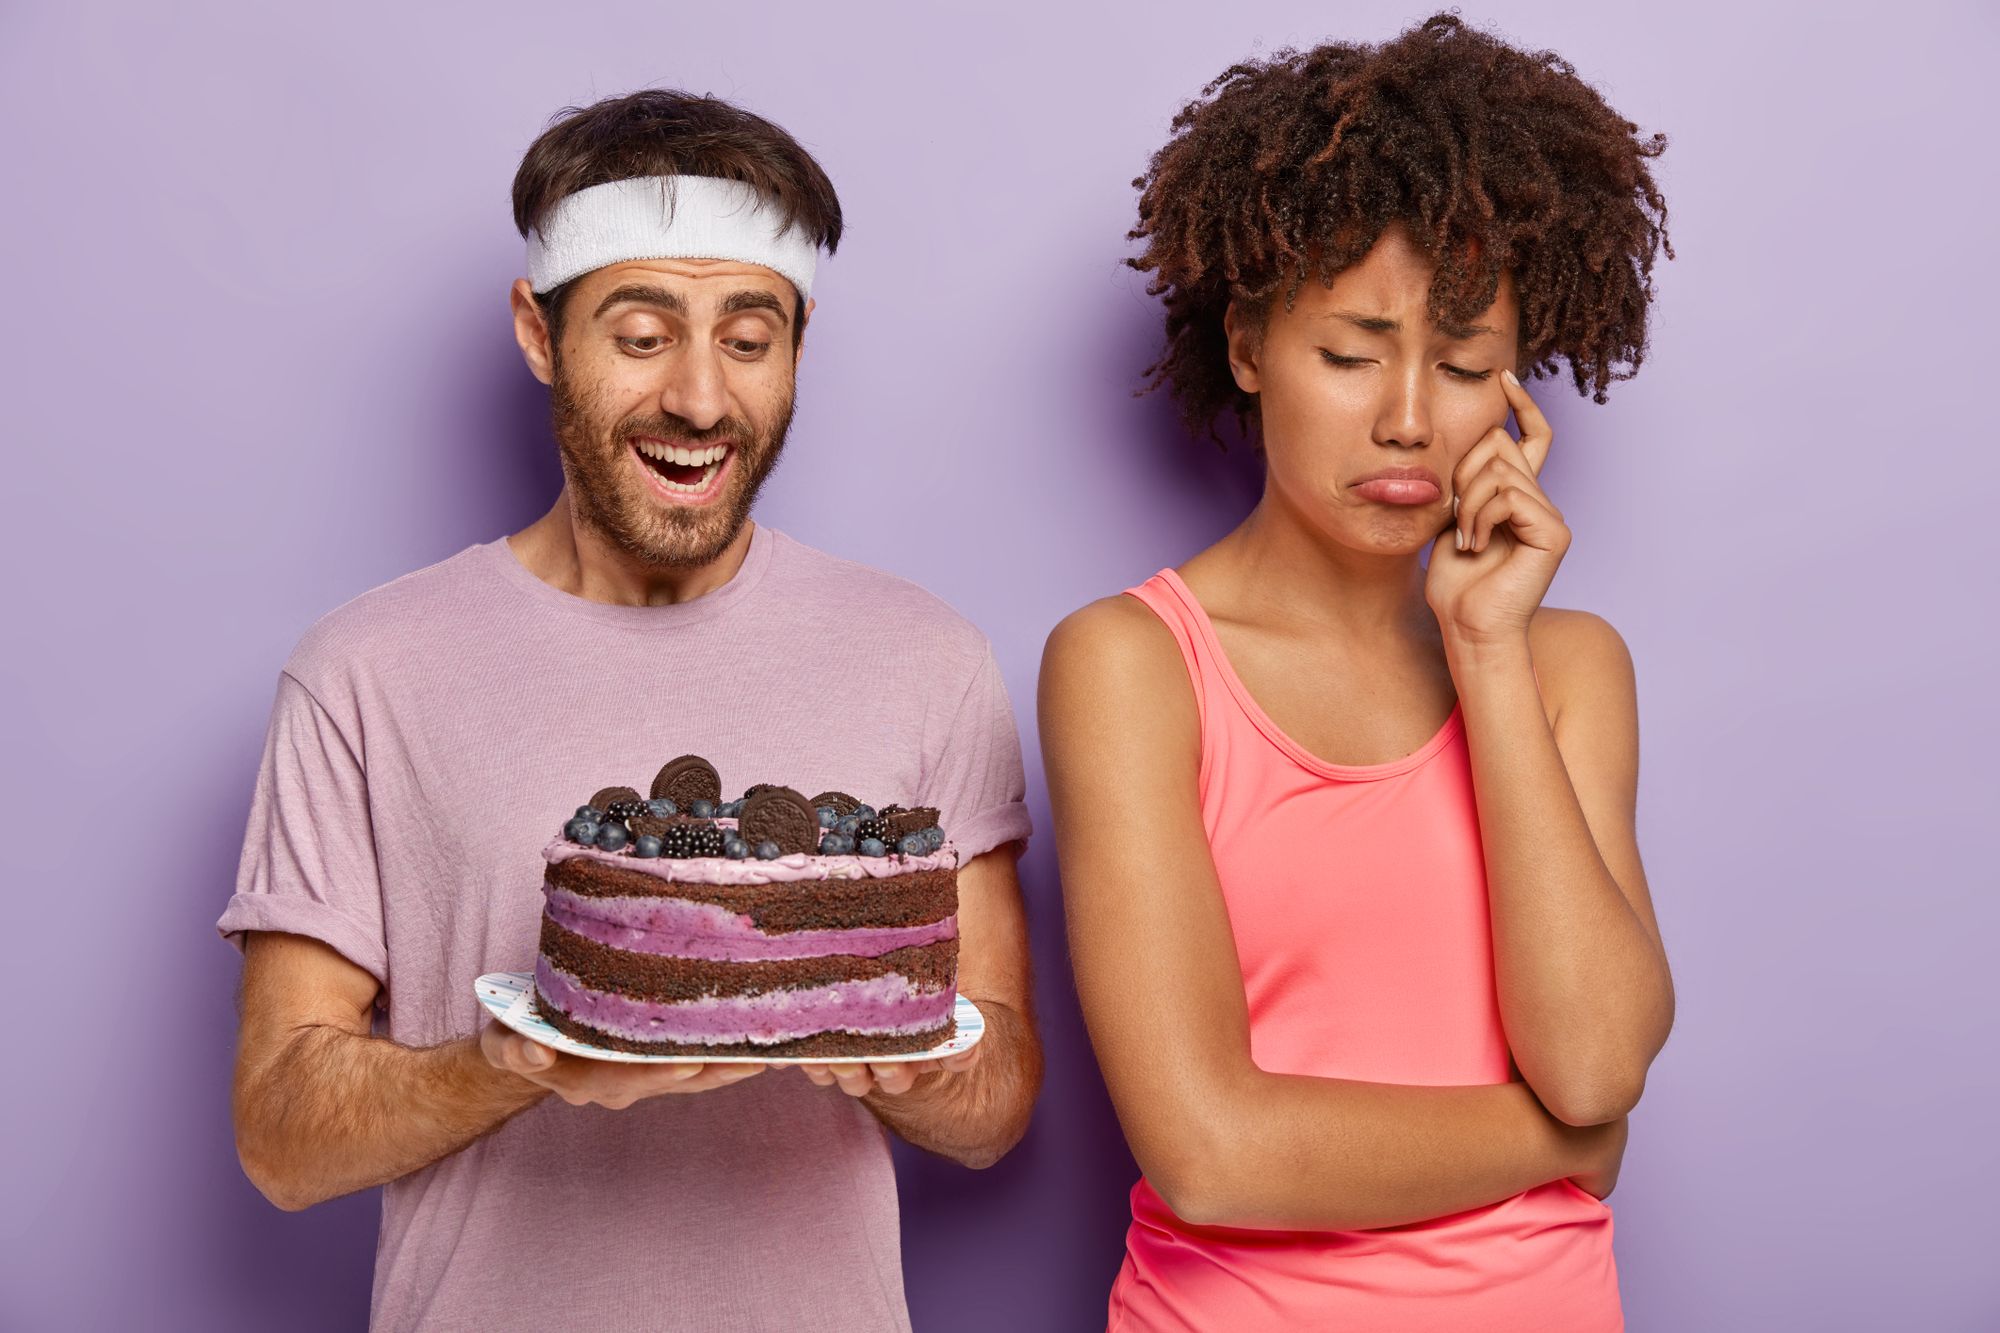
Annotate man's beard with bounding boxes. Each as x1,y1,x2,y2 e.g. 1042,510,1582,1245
548,360,793,570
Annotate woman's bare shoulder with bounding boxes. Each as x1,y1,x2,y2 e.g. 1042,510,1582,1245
1044,592,1183,676
1527,607,1637,729
1040,592,1199,745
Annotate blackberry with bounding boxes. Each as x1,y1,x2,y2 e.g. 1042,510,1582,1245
854,815,894,848
604,799,651,826
658,820,726,859
590,786,643,814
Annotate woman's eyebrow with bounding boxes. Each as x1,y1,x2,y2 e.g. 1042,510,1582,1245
1317,308,1501,341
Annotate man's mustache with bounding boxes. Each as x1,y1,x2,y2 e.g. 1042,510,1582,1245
617,416,751,449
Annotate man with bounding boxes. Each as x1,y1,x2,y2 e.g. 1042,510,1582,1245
220,89,1042,1333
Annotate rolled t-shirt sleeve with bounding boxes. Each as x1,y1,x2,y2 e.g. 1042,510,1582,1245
920,641,1033,862
217,670,389,995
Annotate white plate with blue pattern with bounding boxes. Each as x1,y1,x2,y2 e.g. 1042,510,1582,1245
474,971,985,1065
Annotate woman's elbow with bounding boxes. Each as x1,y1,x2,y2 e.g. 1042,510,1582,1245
1540,1070,1648,1127
1134,1117,1243,1226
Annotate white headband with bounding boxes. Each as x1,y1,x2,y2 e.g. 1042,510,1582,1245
525,175,821,298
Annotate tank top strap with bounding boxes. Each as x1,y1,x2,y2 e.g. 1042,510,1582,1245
1122,570,1229,794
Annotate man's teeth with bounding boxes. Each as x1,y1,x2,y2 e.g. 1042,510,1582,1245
635,439,729,467
652,460,723,494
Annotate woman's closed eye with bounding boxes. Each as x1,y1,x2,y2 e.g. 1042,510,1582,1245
1317,349,1492,382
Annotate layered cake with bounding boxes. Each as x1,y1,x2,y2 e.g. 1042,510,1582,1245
532,753,959,1056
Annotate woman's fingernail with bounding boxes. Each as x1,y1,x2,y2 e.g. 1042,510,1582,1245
1451,494,1459,517
1456,528,1466,550
1503,368,1519,386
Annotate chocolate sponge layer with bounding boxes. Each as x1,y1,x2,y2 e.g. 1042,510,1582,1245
547,856,957,934
538,915,958,1000
530,996,956,1058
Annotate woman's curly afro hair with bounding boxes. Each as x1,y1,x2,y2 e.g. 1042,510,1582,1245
1128,11,1673,443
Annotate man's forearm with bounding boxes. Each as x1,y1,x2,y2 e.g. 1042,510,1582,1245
862,999,1040,1168
236,1024,548,1210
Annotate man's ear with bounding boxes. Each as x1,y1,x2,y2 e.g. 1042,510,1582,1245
793,295,815,365
511,278,556,386
1223,298,1264,395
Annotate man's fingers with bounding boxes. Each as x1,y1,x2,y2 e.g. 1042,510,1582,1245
824,1063,874,1097
868,1063,917,1095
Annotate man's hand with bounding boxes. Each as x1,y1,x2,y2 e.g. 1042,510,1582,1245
796,1044,981,1098
480,1020,766,1106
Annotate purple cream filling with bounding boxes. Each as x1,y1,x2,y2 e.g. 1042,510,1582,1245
544,886,957,961
534,958,952,1044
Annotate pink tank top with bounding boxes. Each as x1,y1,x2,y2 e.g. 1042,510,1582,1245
1106,570,1621,1332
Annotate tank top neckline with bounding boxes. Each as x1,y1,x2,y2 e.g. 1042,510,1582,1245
1147,567,1465,782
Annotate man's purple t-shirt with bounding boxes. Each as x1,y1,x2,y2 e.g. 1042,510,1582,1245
217,523,1032,1332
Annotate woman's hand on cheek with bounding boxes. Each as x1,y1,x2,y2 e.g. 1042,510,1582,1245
1423,368,1570,647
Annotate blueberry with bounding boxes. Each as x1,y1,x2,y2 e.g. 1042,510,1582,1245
724,837,751,860
633,834,663,858
689,798,716,818
819,832,852,855
923,826,945,852
647,797,677,818
853,805,877,821
897,832,926,856
564,817,600,844
836,814,863,837
755,840,782,860
859,837,887,857
816,806,838,829
720,799,745,817
595,822,630,852
575,805,605,822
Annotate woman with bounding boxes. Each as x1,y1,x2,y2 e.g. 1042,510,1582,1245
1040,14,1676,1330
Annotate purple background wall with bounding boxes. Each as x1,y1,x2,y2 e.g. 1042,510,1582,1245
3,2,1993,1328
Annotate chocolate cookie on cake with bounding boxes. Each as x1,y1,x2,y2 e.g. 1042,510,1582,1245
533,754,958,1056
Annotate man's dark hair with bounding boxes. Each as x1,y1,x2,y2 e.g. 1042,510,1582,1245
513,89,844,350
1128,12,1673,443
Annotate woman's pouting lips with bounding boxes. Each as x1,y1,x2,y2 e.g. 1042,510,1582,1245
1350,468,1442,505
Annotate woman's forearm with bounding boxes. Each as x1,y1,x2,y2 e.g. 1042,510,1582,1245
1446,633,1673,1124
1152,1069,1614,1231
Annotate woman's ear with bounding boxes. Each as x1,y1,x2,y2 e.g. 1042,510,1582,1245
1223,298,1264,395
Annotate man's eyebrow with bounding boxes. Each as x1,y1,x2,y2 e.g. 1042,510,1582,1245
589,284,790,327
719,289,789,326
592,283,688,320
1318,308,1502,341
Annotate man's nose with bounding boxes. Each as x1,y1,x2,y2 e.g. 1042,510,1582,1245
655,346,730,432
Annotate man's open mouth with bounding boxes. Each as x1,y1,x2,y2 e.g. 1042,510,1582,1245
632,436,732,495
